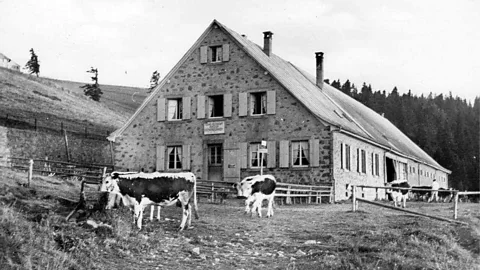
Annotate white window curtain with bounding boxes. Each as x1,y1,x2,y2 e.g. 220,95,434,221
208,97,214,117
292,141,309,166
261,93,267,114
168,99,178,120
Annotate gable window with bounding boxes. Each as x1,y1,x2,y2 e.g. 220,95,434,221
292,141,310,167
167,98,182,120
210,45,222,63
251,92,267,115
167,146,182,169
250,143,266,168
208,95,224,118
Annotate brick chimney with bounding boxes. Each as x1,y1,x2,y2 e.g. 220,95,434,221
263,31,273,56
315,52,324,89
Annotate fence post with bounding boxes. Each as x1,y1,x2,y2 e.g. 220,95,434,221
28,159,34,187
352,185,357,212
286,185,292,205
453,191,459,220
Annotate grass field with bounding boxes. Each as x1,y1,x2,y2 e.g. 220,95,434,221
1,168,479,270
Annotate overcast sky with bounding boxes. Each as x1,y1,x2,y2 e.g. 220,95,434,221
1,0,479,102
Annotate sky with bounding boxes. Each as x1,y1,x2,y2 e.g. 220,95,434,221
1,0,479,102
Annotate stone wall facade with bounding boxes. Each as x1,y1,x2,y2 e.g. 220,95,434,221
113,26,333,185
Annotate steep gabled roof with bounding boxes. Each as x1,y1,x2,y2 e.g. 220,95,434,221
109,20,450,173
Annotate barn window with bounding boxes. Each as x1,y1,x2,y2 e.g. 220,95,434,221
210,45,222,63
292,141,310,167
251,92,267,115
361,150,366,173
167,146,182,169
208,95,224,118
250,143,267,168
167,98,182,120
345,144,351,170
374,153,379,176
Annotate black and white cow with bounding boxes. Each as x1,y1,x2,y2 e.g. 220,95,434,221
234,175,276,218
410,186,432,201
438,188,454,203
385,180,410,208
100,171,199,231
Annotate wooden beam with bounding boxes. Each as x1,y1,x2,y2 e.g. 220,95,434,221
356,198,467,225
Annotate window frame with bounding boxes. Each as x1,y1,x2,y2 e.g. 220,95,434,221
210,45,222,63
167,98,183,121
249,143,267,168
291,141,310,168
167,146,183,170
250,91,267,116
208,94,224,118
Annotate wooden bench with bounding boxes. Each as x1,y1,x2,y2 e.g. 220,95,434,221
275,183,333,205
196,180,236,203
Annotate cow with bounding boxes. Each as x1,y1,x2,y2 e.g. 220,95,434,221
410,186,432,201
100,171,199,231
234,175,276,218
438,188,454,203
385,180,410,208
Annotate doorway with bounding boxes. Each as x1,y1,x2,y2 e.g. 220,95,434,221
385,157,396,183
207,144,223,181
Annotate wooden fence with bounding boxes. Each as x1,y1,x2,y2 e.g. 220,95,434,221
350,185,478,224
3,156,114,185
196,179,333,205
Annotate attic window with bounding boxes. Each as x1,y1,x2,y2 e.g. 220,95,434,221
210,45,222,62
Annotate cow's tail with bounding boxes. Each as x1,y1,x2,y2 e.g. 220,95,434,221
193,176,199,219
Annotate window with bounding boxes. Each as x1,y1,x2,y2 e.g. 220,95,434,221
209,145,222,165
361,150,366,173
292,141,310,167
345,144,351,170
251,92,267,115
208,95,224,118
167,146,182,169
210,45,222,62
250,143,266,168
413,167,416,174
374,153,379,176
167,98,182,120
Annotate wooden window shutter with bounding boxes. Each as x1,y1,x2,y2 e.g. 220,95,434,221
156,145,165,171
157,98,165,122
182,145,191,170
224,93,232,117
222,44,230,62
239,142,248,168
182,96,191,120
238,92,248,116
310,139,320,167
197,95,205,119
266,91,276,115
279,140,289,168
267,141,276,168
200,46,208,63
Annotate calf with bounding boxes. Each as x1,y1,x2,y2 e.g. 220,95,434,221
234,175,276,218
385,180,410,208
100,171,199,231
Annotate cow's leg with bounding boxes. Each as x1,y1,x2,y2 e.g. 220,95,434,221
134,204,143,229
251,197,262,218
178,202,189,232
157,206,161,221
149,205,154,221
244,196,255,214
267,196,274,217
187,203,192,229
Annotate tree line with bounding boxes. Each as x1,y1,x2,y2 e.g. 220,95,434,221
327,79,479,191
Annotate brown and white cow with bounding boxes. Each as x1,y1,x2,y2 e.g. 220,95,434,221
385,180,410,208
234,175,276,218
100,171,199,231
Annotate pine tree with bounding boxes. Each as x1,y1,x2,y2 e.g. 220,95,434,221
81,67,103,101
25,48,40,77
148,70,160,93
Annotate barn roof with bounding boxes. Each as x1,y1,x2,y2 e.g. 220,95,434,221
109,20,450,173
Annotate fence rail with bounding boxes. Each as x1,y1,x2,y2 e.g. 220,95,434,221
196,179,333,205
3,156,114,184
0,112,114,140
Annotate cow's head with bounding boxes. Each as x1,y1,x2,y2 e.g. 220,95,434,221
100,173,120,193
234,175,259,198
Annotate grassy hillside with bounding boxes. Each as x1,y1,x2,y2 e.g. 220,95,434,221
0,67,148,134
1,169,479,269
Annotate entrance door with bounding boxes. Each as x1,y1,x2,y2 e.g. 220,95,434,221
207,144,223,181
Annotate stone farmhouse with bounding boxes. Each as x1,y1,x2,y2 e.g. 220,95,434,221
107,20,451,201
0,53,20,71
